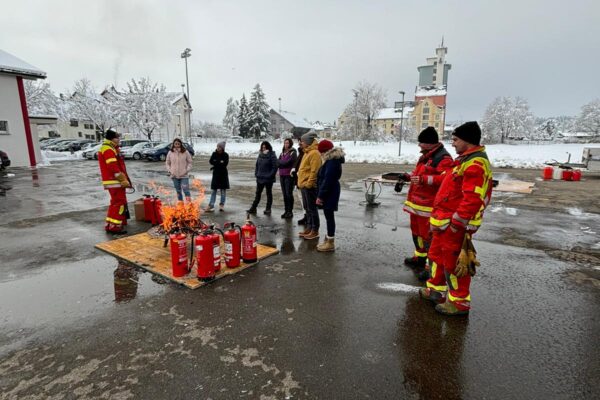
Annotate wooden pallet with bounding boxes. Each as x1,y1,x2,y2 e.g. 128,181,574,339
95,233,279,289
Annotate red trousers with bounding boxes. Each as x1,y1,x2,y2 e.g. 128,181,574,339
105,188,127,231
409,214,431,258
426,228,472,310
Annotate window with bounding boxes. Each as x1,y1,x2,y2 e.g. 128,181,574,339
435,114,440,120
70,119,79,127
421,122,429,129
423,114,429,121
423,106,430,113
78,132,83,137
84,123,94,130
0,120,8,134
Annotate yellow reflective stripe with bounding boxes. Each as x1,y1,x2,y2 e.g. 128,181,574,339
404,200,433,213
106,217,123,224
448,292,471,302
119,205,125,215
430,217,450,227
426,281,447,291
106,158,117,164
102,180,120,185
414,250,427,258
417,236,424,249
449,274,458,290
431,261,437,278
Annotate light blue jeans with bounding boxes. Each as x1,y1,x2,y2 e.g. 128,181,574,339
172,177,191,201
208,189,226,208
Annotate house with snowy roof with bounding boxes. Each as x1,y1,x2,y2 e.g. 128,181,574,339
269,109,312,138
0,49,47,167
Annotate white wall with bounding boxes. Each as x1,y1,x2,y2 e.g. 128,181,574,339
0,74,33,167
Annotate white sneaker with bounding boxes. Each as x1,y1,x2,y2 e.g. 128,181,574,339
204,206,214,212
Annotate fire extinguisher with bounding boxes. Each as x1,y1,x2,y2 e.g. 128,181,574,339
241,218,257,263
149,196,157,225
223,222,242,268
143,195,153,222
154,197,163,225
194,226,222,281
169,233,188,277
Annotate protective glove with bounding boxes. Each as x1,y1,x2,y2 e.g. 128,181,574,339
115,173,130,188
120,179,131,188
455,235,480,277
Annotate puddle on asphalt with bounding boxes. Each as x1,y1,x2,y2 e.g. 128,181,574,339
0,255,165,331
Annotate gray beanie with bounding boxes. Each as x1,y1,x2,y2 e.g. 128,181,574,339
217,141,226,150
300,131,318,145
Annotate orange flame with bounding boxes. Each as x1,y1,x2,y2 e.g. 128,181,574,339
148,178,206,234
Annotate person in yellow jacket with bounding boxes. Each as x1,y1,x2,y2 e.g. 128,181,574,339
296,131,322,240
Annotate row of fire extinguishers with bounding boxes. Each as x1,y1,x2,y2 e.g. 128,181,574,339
143,195,163,225
169,220,257,281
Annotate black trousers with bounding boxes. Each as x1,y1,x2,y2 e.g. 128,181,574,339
302,187,319,230
252,181,273,210
323,209,336,237
280,175,294,213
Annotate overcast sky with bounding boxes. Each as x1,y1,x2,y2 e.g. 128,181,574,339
1,0,598,124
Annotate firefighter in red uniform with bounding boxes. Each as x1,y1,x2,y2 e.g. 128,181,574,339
98,129,131,234
403,127,453,280
419,121,493,315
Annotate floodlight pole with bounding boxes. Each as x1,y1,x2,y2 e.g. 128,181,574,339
181,48,191,139
398,91,405,156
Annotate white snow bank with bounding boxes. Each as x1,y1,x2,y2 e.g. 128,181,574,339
40,150,85,164
193,140,600,168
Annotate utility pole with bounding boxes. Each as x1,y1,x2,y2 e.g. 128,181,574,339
398,91,405,156
180,48,192,139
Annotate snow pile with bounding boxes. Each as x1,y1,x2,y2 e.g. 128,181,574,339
193,140,599,168
41,150,84,163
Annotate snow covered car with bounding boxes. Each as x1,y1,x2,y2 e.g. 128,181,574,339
0,149,10,169
122,141,157,160
143,142,194,161
83,144,102,160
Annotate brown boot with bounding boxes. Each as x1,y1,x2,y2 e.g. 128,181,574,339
298,227,311,237
303,230,320,240
317,236,335,252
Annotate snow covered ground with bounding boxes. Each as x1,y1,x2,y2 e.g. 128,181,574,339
39,141,599,169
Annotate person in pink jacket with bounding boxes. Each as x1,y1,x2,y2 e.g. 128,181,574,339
165,138,193,202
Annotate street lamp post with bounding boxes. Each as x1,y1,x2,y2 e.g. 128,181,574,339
180,48,191,139
398,91,405,156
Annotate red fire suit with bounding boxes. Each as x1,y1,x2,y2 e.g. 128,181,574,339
98,139,130,232
403,144,453,260
426,146,493,311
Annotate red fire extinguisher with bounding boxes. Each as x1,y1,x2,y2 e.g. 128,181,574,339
194,226,222,281
170,233,188,277
143,195,153,222
241,218,257,263
154,197,163,225
223,222,242,268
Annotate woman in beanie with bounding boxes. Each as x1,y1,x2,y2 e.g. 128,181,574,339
247,141,278,215
297,131,322,239
315,139,345,252
166,138,193,202
205,141,229,212
278,138,298,219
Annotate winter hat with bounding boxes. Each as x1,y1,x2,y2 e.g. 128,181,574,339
318,139,334,153
105,129,119,140
301,131,318,145
452,121,481,145
217,141,226,150
417,126,439,144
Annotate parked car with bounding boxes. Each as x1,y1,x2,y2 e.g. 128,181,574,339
122,141,158,160
83,144,102,160
0,149,10,170
143,142,195,161
119,139,149,148
55,139,95,152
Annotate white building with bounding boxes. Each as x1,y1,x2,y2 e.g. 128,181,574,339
0,49,46,167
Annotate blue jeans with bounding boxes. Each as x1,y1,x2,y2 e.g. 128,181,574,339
172,177,191,201
208,189,226,207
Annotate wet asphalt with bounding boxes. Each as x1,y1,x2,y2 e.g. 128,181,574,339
0,158,599,400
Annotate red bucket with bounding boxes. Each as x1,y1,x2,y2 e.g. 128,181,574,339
542,166,553,180
562,170,573,181
572,170,582,181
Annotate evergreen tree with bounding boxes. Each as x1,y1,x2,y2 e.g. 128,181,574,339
248,83,271,139
237,94,250,138
222,97,240,135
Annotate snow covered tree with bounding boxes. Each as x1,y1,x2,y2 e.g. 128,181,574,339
117,77,173,141
344,81,387,140
480,96,535,143
222,97,239,135
237,94,250,138
192,121,228,138
24,80,59,116
576,99,600,136
247,84,270,139
67,78,118,134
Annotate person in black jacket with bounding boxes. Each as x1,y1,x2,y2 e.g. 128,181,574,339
247,141,278,215
205,141,229,212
